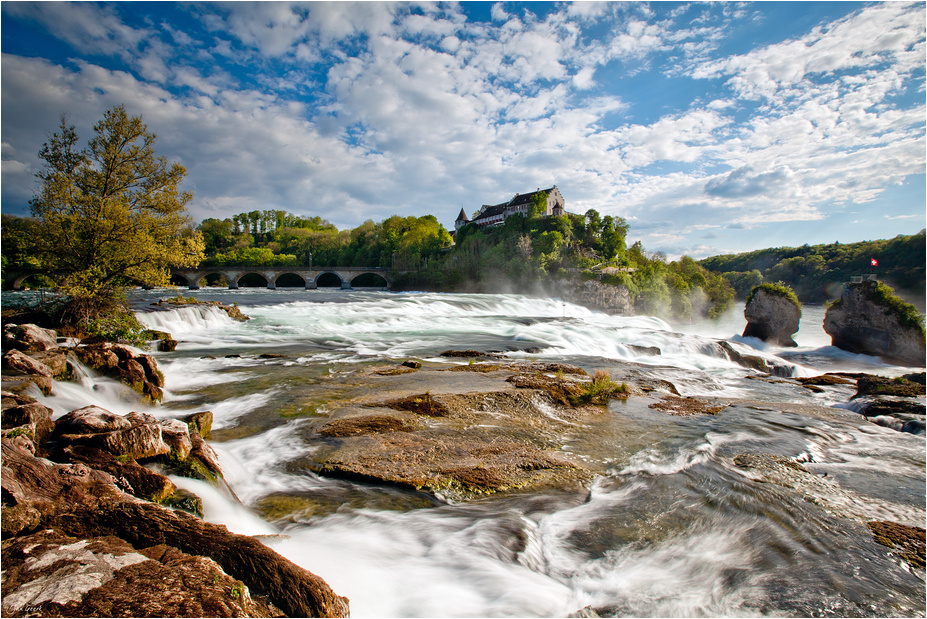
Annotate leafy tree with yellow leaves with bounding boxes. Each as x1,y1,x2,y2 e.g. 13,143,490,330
29,105,204,334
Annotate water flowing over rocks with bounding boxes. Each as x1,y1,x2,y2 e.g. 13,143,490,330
824,281,926,366
0,324,350,617
742,287,801,347
74,342,165,402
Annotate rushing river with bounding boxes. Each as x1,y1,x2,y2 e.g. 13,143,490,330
26,289,927,617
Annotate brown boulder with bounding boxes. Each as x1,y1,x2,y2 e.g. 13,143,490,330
61,444,177,504
1,529,286,617
73,343,165,402
54,407,170,460
3,349,54,378
1,439,349,617
160,419,194,461
2,401,54,447
29,349,75,379
181,411,213,438
1,375,54,397
2,323,58,353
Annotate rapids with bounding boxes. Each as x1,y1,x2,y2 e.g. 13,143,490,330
26,289,927,616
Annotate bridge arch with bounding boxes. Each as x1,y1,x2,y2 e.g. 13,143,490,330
314,272,346,288
12,273,55,290
350,272,389,288
235,272,270,288
272,272,306,288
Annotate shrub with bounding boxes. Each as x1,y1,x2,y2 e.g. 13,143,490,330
746,282,801,308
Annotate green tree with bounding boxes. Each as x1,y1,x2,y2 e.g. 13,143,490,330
29,106,203,324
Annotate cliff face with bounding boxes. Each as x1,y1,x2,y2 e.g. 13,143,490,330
554,278,633,316
824,281,926,366
742,288,801,347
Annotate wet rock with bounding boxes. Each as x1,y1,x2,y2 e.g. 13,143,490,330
0,375,54,397
60,444,177,503
29,349,75,379
743,286,801,347
3,349,54,378
1,439,349,617
554,277,633,316
867,521,925,569
798,374,855,387
823,280,926,366
221,304,250,322
312,430,582,499
308,376,596,501
854,375,925,399
1,529,285,617
157,338,179,352
649,395,727,416
319,415,416,437
162,488,205,518
181,411,213,439
2,323,58,353
73,343,164,402
382,393,450,417
440,350,506,359
628,344,661,356
507,369,628,407
401,360,422,369
1,400,54,447
159,419,194,461
716,341,768,372
54,407,170,461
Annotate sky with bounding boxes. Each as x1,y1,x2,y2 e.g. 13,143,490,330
1,1,924,259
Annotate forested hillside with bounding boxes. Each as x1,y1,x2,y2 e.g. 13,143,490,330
699,231,925,306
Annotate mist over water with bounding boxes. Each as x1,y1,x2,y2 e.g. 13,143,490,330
28,289,925,617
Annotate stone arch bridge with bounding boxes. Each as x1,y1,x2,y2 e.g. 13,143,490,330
5,266,397,291
171,266,394,290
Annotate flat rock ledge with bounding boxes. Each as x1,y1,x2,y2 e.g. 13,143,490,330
304,362,641,501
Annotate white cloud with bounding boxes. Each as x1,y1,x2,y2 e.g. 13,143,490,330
3,2,149,58
1,1,922,261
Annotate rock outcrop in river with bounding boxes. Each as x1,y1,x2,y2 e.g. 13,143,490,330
824,280,926,366
742,284,801,347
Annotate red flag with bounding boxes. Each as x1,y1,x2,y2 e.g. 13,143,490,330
871,258,878,267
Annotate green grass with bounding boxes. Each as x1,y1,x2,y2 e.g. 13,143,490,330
572,370,630,405
746,282,801,308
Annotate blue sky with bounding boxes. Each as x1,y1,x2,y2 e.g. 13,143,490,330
2,1,924,259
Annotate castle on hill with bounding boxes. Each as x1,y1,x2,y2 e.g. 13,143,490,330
454,186,566,230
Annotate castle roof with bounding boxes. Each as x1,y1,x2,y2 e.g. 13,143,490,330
455,207,469,223
506,187,554,207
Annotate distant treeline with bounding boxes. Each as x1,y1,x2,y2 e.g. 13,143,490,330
197,210,453,270
699,230,926,305
15,209,922,319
